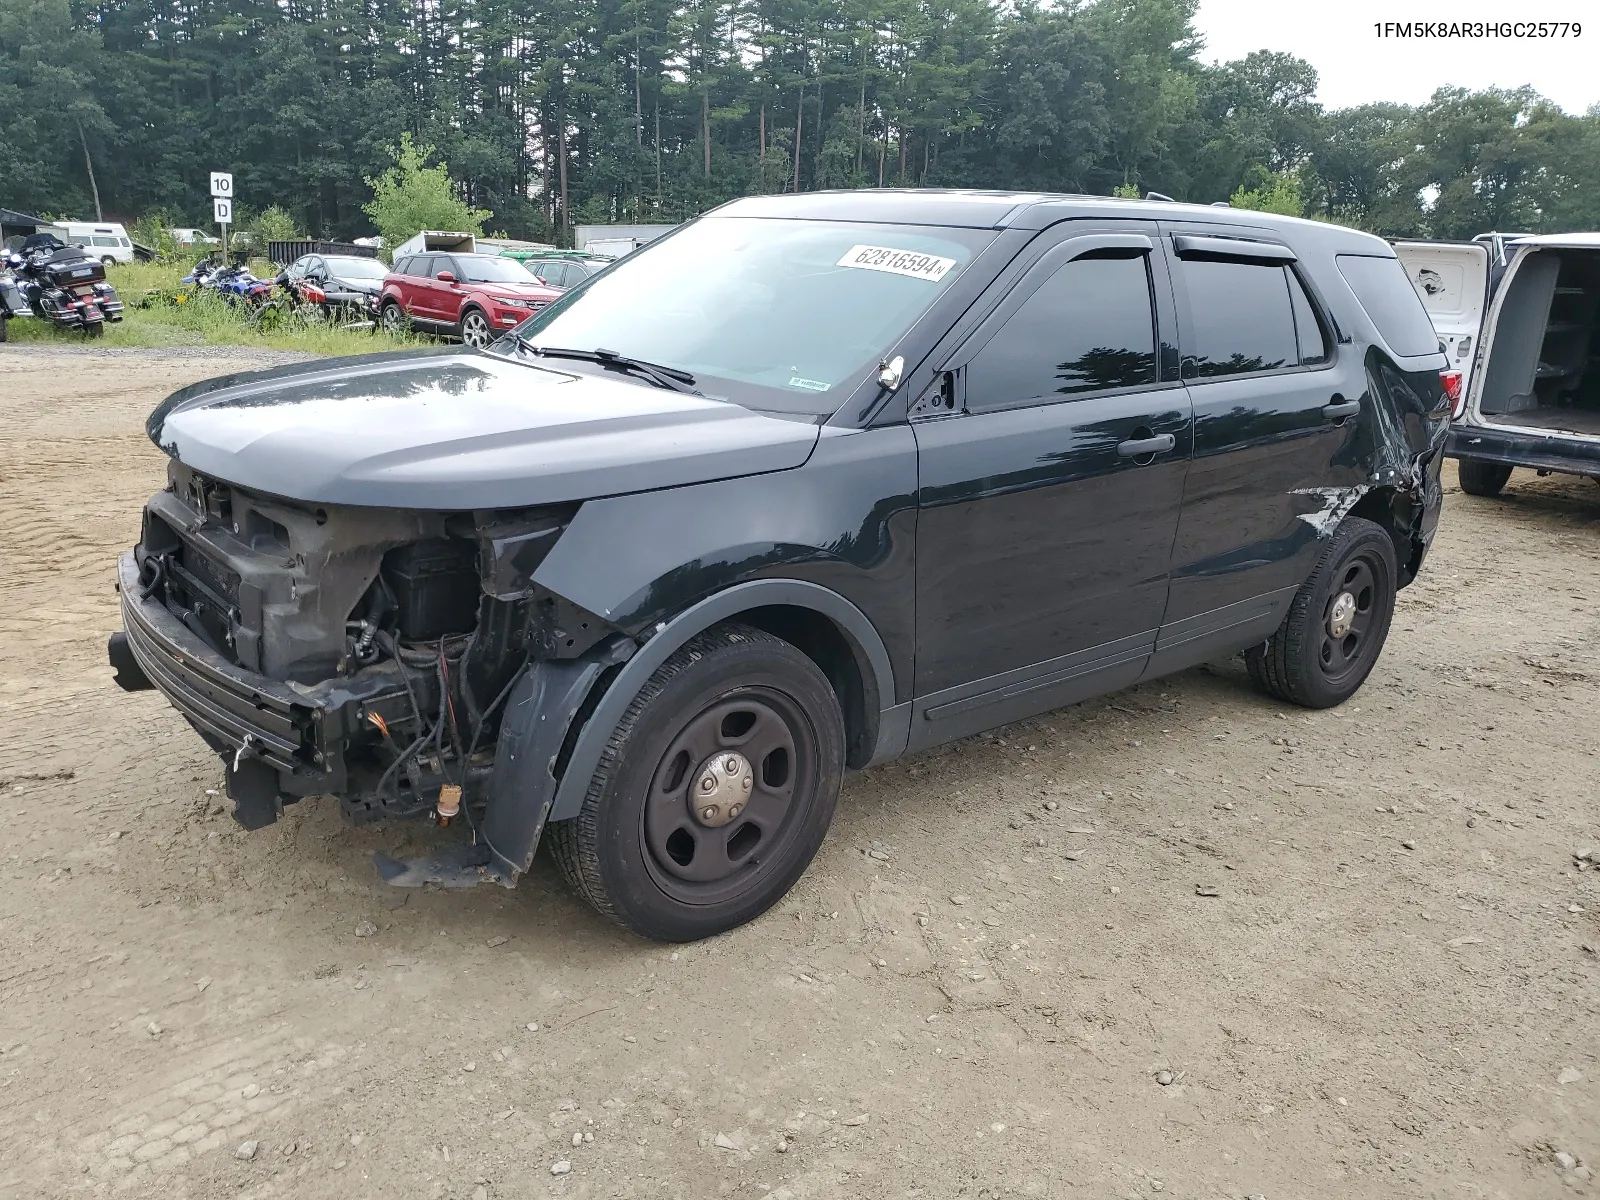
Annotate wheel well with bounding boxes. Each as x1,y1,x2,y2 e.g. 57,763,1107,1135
1348,485,1421,586
736,604,879,769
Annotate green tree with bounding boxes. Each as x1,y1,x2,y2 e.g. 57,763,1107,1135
363,134,493,252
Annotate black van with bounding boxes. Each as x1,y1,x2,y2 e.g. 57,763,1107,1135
110,191,1451,939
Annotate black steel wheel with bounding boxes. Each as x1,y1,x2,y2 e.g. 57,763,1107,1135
1457,458,1512,497
1246,516,1397,709
546,623,845,941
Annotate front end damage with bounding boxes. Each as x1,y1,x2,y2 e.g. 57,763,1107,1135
113,459,628,883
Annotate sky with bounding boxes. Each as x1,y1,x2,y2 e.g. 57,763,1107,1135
1193,0,1599,114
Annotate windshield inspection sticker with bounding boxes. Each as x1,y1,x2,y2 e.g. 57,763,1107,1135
787,376,830,392
837,245,957,282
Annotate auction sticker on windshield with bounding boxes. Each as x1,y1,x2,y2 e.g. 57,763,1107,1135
837,245,957,282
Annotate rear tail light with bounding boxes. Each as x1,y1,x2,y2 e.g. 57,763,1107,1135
1440,369,1464,419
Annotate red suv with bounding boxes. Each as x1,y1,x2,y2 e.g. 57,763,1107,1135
379,252,560,347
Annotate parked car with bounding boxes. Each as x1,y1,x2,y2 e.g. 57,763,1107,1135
170,228,220,248
109,191,1449,941
52,221,135,266
378,251,559,347
283,253,388,319
507,252,610,290
1395,234,1600,495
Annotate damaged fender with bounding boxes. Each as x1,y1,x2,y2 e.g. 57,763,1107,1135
476,639,635,883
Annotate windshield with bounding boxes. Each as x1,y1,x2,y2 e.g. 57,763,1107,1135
325,257,387,280
506,216,994,414
457,256,538,283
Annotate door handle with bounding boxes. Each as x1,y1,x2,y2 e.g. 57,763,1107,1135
1322,398,1361,421
1116,433,1176,459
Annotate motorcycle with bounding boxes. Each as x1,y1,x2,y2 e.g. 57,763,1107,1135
15,234,124,337
0,249,32,343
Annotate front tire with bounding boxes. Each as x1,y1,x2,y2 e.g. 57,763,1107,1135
1457,458,1512,497
1246,516,1397,709
380,300,406,335
459,308,492,348
547,624,846,942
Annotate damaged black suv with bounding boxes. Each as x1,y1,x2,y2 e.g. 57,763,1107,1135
110,191,1450,940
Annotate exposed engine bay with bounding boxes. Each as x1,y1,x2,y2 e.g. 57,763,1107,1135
127,459,615,827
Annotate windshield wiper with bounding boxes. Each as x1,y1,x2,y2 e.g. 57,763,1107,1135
514,341,699,394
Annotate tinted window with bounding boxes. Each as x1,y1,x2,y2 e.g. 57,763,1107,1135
91,236,118,247
965,254,1158,410
1181,259,1297,378
537,263,568,286
1337,253,1441,357
1288,270,1329,364
409,255,437,278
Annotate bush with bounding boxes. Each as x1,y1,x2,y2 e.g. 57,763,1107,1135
239,204,300,249
1230,170,1305,217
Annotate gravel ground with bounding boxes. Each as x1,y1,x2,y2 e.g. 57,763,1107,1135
1,345,1596,1200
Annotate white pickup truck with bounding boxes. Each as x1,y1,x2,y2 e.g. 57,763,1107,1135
1395,233,1600,495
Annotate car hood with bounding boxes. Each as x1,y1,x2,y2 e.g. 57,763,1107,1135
146,349,821,509
476,281,560,301
331,276,383,293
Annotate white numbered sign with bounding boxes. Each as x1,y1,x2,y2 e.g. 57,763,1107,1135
213,197,233,224
210,172,234,198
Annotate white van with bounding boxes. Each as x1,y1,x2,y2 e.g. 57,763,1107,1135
1395,234,1600,495
52,221,135,265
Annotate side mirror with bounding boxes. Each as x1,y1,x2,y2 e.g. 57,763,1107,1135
435,270,455,283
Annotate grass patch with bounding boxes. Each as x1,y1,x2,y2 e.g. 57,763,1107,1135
3,259,429,357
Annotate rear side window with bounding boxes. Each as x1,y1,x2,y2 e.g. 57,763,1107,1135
1337,254,1440,357
966,254,1158,410
91,235,118,247
1180,259,1297,378
1287,270,1329,364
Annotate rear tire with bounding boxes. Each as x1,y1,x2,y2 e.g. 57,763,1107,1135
1457,458,1512,497
1246,516,1397,709
84,322,105,338
546,624,845,942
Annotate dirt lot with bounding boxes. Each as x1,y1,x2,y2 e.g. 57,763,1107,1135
1,344,1596,1200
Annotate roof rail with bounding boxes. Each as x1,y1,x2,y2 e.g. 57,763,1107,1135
1210,201,1230,207
1144,191,1175,203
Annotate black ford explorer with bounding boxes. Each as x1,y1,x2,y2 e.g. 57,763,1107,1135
110,191,1450,941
